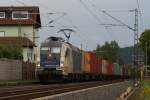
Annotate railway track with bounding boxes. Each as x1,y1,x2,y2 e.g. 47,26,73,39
0,80,123,100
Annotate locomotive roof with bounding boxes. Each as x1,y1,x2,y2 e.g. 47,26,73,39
41,40,62,47
41,36,81,52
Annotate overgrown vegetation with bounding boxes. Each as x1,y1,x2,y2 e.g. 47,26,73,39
140,29,150,65
131,80,150,100
142,80,150,99
0,45,23,59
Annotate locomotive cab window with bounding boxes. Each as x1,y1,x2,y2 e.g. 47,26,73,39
41,47,50,51
41,47,50,54
51,47,60,54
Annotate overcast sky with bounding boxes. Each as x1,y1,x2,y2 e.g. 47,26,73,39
0,0,149,50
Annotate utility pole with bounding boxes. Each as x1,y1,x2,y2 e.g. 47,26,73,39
145,42,148,76
133,8,139,67
101,9,139,64
101,9,141,79
57,29,75,42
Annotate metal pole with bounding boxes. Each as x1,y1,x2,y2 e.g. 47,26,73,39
134,8,139,66
132,8,139,80
145,42,148,76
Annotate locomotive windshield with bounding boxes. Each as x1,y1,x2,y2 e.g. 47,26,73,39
51,47,60,54
40,46,61,69
41,47,60,54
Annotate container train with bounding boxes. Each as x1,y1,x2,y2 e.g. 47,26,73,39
37,37,130,82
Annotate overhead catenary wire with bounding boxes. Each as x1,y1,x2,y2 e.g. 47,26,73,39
83,0,133,47
136,0,141,15
24,0,88,49
87,0,123,45
30,0,90,50
79,0,115,45
79,0,103,25
65,17,90,50
14,0,69,28
12,0,61,36
14,0,26,6
136,0,144,33
29,0,68,22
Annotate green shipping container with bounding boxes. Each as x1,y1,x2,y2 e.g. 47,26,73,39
113,63,122,75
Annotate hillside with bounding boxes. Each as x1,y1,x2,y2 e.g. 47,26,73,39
119,46,133,64
119,46,144,65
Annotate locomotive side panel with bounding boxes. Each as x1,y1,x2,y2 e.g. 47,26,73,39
72,50,82,74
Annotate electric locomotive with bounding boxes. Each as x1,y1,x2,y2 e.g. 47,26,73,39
38,37,82,82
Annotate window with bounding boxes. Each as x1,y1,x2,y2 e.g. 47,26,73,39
51,47,60,54
0,31,5,37
27,52,33,61
41,47,50,51
0,12,5,18
12,11,29,19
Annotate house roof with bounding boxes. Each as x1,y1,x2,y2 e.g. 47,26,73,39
0,6,41,28
0,37,36,47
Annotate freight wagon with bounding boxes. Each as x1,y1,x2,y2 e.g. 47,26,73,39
82,51,100,80
37,36,129,82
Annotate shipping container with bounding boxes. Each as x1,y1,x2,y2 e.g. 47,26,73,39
98,59,102,74
101,60,108,74
82,51,91,74
90,52,99,75
113,63,122,75
107,62,113,75
102,60,113,75
82,51,100,75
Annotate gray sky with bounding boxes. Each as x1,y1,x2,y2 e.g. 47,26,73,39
0,0,149,50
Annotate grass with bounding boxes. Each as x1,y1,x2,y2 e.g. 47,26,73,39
142,80,150,100
130,79,150,100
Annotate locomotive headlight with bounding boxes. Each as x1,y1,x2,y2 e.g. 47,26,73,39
60,61,64,67
60,63,63,67
49,54,52,57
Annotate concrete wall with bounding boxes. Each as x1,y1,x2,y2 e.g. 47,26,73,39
0,59,22,80
34,81,133,100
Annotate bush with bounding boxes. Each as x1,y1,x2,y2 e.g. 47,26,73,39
0,45,23,59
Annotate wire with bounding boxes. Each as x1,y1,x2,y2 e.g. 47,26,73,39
79,0,103,25
87,0,135,47
136,0,144,33
61,15,90,49
14,0,26,6
136,0,141,14
30,0,90,49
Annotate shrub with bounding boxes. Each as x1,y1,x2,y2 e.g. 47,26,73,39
0,45,23,59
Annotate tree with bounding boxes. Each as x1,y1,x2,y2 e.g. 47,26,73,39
139,29,150,65
94,41,120,62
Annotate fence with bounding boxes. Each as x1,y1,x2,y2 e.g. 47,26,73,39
0,59,22,80
22,62,36,80
0,59,36,80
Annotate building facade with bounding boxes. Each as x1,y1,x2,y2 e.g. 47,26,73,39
0,6,41,63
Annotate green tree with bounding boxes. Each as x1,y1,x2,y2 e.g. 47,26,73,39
94,41,120,62
139,29,150,65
